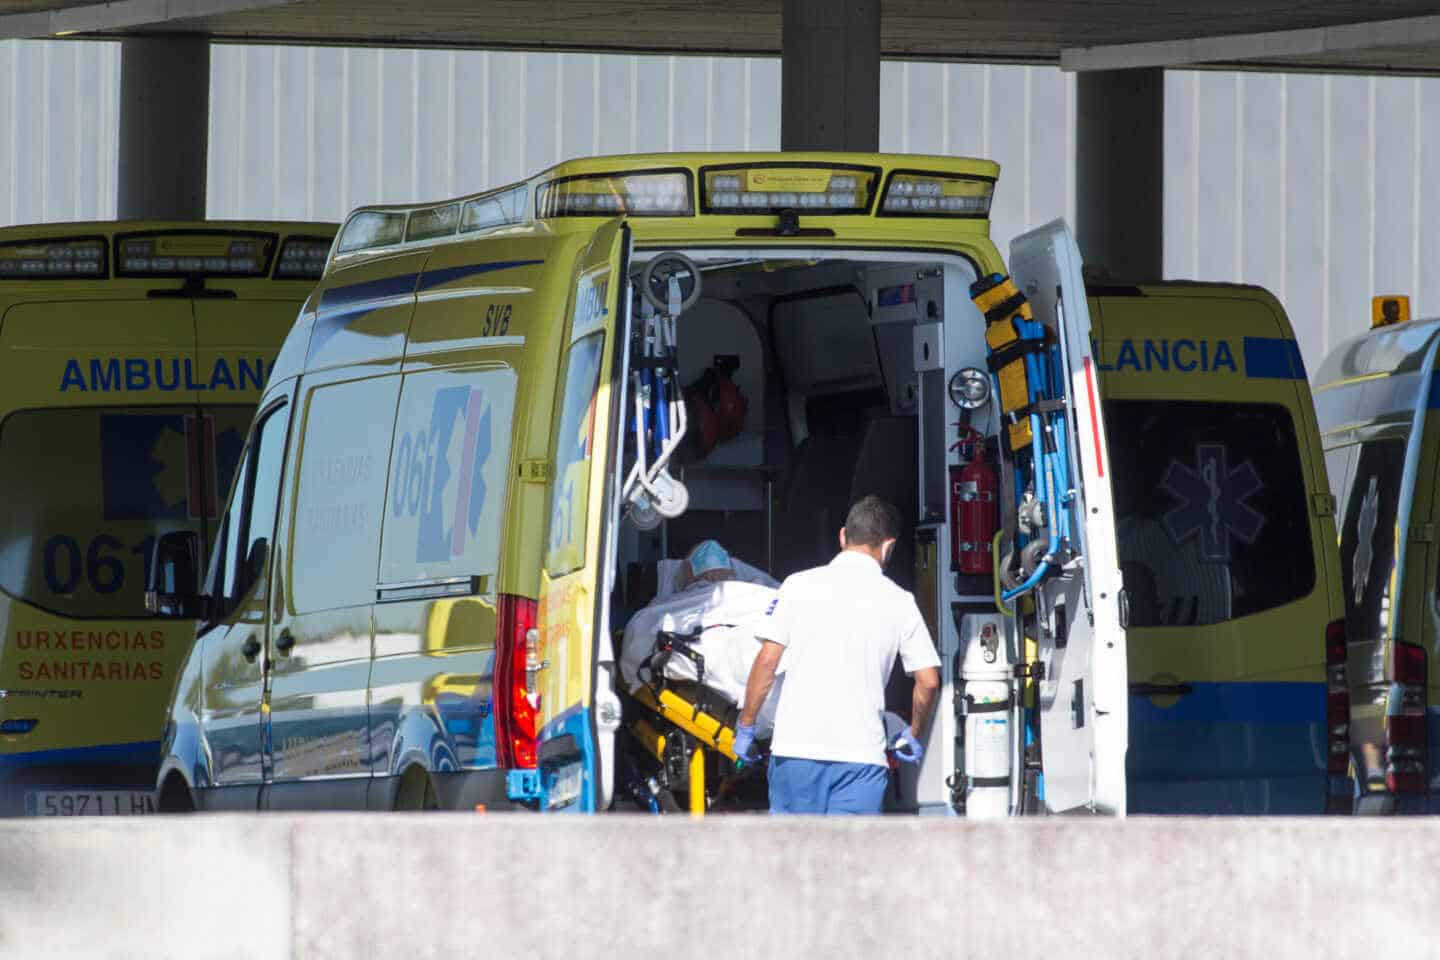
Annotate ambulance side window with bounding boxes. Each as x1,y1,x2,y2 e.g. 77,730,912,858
546,333,605,576
218,404,289,613
290,377,398,614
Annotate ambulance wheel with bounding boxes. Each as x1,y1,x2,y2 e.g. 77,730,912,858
394,767,439,811
157,773,194,814
640,252,702,315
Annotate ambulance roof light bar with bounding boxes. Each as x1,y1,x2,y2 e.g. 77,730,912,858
879,170,995,218
536,170,692,218
274,236,336,280
700,164,878,215
0,236,106,279
115,230,277,278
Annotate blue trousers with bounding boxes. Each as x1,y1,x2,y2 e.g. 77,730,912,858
768,755,889,814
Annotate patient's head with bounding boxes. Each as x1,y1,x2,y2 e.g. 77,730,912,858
681,540,735,588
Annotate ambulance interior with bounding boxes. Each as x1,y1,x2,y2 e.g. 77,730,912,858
607,251,1002,813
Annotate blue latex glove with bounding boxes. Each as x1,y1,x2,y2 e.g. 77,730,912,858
732,724,758,764
892,728,924,765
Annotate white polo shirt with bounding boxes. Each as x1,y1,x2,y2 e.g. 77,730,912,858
757,550,941,768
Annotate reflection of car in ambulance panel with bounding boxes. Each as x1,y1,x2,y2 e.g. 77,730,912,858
1090,283,1349,814
0,221,337,817
147,153,1135,816
1314,296,1440,814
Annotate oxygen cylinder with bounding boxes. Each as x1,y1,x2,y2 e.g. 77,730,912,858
958,614,1012,819
950,430,997,574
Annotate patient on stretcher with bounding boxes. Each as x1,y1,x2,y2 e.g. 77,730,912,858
619,540,784,735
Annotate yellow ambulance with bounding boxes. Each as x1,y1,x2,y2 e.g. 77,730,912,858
0,221,336,816
145,153,1342,816
1091,282,1347,814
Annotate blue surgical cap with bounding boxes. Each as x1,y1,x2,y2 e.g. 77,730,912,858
687,539,732,576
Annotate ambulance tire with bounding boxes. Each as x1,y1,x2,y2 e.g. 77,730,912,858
393,766,440,811
157,772,195,814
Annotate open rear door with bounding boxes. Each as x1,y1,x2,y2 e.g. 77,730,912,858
1008,220,1128,815
534,219,631,812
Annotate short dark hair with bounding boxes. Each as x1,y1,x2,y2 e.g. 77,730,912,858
844,495,901,547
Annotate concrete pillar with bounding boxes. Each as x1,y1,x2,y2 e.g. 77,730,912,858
118,37,210,221
781,0,880,152
1076,69,1163,280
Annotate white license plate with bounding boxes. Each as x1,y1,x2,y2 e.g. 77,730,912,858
24,790,158,816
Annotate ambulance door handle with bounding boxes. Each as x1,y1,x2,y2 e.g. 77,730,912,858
275,629,296,655
241,636,262,662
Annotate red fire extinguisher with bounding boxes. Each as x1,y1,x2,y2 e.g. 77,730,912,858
950,426,997,574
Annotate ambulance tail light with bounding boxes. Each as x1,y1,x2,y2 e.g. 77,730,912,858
701,165,878,215
1385,639,1427,795
537,171,693,218
494,594,539,770
1326,621,1350,777
0,236,106,278
116,231,275,278
273,236,334,280
880,171,994,217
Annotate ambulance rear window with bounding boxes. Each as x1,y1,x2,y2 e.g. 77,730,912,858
0,405,247,618
1332,438,1405,644
1105,400,1316,626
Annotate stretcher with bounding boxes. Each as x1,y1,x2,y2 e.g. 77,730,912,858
621,629,762,815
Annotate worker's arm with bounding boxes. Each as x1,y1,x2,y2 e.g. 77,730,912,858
738,640,786,728
909,666,940,738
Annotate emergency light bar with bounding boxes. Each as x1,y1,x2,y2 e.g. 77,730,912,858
0,236,106,279
116,231,275,278
880,171,994,217
701,165,878,215
537,170,693,218
274,236,335,280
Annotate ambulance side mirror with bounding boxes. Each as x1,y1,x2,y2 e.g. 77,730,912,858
145,530,207,620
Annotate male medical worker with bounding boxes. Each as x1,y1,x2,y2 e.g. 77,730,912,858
733,496,941,814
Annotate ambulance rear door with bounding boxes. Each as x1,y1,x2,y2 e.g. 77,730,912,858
1008,220,1129,815
534,219,631,812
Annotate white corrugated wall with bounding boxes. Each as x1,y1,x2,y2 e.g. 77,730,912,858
202,49,1076,270
0,40,119,226
4,37,1440,366
1164,70,1440,368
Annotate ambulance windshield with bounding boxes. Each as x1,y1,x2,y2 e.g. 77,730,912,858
1106,400,1315,627
0,405,249,618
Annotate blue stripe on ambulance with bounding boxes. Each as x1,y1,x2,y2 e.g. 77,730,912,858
1241,337,1307,380
1128,682,1326,814
0,739,160,770
416,259,544,291
1091,335,1305,379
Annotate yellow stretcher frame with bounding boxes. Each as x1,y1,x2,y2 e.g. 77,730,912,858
627,685,743,816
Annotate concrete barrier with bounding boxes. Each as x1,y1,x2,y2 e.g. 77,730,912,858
1,815,1435,959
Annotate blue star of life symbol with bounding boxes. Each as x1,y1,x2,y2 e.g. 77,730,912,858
1160,444,1265,562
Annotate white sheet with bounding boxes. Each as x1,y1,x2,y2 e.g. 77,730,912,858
620,577,784,736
